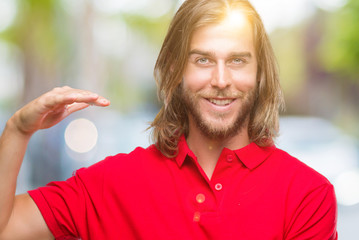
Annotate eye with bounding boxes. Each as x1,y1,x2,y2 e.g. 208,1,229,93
232,58,244,64
196,57,209,64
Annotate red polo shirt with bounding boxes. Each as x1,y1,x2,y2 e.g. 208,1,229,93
29,136,337,239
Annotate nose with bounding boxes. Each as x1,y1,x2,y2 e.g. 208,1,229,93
211,62,231,89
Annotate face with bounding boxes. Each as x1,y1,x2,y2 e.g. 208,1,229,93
181,15,258,140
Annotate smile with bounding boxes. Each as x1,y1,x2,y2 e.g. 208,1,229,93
208,98,235,106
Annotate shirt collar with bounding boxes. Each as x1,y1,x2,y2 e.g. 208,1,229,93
234,142,276,170
175,135,194,167
174,134,276,169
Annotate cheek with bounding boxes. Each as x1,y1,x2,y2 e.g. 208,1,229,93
183,67,212,90
231,68,257,91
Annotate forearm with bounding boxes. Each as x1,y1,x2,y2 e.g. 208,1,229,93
0,114,32,232
0,87,109,237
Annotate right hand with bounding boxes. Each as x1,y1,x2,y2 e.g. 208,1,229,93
9,86,110,136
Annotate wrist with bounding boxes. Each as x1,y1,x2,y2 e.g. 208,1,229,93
6,113,33,139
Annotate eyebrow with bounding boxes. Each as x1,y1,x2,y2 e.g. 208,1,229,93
188,49,252,59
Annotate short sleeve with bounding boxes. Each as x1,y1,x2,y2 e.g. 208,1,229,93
285,183,338,240
28,157,108,239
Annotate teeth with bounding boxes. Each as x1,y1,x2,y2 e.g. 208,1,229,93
209,99,233,106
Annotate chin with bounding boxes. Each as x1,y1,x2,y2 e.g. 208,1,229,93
199,119,242,139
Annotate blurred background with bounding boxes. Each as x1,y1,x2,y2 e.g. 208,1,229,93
0,0,358,238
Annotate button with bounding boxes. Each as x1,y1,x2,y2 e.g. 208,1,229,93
196,193,205,204
193,211,201,222
215,183,223,191
227,155,233,163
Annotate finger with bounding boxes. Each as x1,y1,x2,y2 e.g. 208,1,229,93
65,94,110,108
59,92,99,105
88,96,110,107
37,102,91,130
65,102,91,115
42,91,99,109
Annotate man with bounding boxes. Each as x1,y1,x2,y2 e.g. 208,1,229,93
0,0,337,239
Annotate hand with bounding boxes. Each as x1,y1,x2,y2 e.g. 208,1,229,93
10,86,110,136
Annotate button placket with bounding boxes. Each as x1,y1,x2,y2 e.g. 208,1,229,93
214,183,223,191
193,193,206,222
226,154,233,163
196,193,206,204
193,211,201,222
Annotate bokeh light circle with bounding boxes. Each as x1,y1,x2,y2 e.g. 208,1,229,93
64,118,98,153
334,169,359,206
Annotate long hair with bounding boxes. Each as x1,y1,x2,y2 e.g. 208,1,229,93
150,0,284,157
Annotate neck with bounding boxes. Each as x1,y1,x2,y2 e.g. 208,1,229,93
186,119,250,179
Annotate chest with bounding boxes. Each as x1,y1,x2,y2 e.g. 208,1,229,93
95,157,287,240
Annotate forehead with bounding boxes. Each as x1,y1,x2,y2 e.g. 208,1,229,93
189,16,255,55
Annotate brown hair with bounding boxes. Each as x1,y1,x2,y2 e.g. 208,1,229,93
150,0,284,157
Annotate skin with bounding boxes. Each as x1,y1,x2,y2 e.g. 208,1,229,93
182,17,258,179
0,86,109,239
0,13,258,239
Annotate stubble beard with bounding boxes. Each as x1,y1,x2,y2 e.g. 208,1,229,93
181,85,257,140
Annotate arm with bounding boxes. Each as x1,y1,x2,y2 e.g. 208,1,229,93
0,86,110,239
285,183,338,240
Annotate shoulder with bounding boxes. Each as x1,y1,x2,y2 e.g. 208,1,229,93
69,144,164,190
84,144,160,165
270,149,338,239
77,144,164,177
100,144,164,167
263,147,333,196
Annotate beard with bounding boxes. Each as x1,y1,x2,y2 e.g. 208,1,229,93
180,84,257,140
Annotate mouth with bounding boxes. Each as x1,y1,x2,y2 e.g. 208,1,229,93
207,98,235,106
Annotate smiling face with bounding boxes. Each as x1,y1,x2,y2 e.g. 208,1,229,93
181,15,258,140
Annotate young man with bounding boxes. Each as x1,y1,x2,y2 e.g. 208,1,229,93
0,0,337,239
